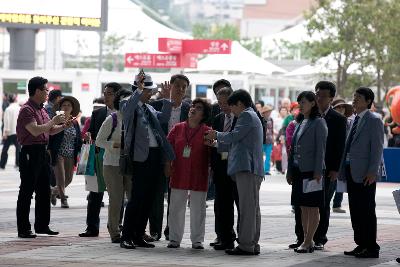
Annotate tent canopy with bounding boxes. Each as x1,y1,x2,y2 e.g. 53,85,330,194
188,41,287,75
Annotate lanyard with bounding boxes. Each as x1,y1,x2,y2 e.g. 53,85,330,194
184,123,202,146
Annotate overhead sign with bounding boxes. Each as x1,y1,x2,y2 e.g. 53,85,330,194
0,0,108,31
183,40,232,54
125,53,198,68
158,38,183,53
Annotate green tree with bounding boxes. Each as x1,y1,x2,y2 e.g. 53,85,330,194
305,0,400,102
103,33,125,71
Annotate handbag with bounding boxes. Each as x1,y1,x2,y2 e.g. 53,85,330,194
119,110,137,176
76,143,95,175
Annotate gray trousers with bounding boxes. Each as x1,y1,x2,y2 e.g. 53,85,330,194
233,172,262,253
168,188,207,245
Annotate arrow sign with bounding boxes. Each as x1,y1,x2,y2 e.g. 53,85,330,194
158,38,183,53
182,39,232,54
125,53,198,68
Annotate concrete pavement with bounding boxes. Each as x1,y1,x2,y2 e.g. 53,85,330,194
0,148,399,266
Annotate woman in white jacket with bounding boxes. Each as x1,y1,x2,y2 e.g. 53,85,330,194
95,89,132,243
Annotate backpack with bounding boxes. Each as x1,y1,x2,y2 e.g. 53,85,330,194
107,112,118,141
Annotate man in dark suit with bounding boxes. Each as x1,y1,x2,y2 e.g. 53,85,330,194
210,87,240,250
79,82,122,238
289,81,347,250
149,74,190,241
208,79,231,126
339,87,383,258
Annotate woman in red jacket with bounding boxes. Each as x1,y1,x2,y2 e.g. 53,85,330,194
165,98,211,249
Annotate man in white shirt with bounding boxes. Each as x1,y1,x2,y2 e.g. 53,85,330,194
149,74,190,241
1,95,20,169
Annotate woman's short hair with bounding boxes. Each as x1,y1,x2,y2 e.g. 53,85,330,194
192,98,211,124
227,89,252,108
114,89,133,111
296,91,320,122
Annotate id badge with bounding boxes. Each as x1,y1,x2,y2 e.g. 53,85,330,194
183,146,191,158
221,152,228,160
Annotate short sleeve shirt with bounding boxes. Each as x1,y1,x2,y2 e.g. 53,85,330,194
17,99,50,145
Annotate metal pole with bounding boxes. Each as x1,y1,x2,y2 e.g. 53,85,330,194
98,30,104,71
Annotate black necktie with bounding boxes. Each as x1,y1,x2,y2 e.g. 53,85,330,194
142,104,163,146
345,115,360,153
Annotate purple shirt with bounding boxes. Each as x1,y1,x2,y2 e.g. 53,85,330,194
17,99,50,145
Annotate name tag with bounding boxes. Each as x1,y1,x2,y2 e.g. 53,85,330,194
183,146,191,158
221,152,228,160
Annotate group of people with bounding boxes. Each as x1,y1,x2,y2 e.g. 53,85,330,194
12,73,391,260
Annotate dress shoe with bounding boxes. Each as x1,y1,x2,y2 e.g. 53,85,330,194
344,246,364,256
210,237,220,246
226,247,255,256
143,233,155,242
35,228,59,235
254,244,260,255
214,242,234,250
192,242,204,249
78,230,99,237
18,230,37,238
314,243,324,250
167,241,180,248
332,207,346,213
111,236,121,243
396,257,400,263
355,249,379,258
295,244,315,253
120,240,136,249
134,238,155,248
288,241,302,249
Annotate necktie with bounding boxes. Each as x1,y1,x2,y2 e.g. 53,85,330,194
142,104,163,146
223,114,232,132
345,115,360,153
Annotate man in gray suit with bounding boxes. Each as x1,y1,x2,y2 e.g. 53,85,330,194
205,89,264,256
119,73,175,249
339,87,384,258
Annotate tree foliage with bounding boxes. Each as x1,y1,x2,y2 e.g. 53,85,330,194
305,0,400,101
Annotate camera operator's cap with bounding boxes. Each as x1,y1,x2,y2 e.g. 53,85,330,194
132,73,157,90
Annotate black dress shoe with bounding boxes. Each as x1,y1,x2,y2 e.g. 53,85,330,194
120,240,136,249
210,237,220,247
355,249,379,258
143,233,156,243
396,257,400,263
314,243,324,250
295,245,315,253
288,241,302,249
78,230,99,237
18,230,37,238
225,247,255,256
35,228,59,235
214,242,235,250
344,246,364,256
134,238,155,248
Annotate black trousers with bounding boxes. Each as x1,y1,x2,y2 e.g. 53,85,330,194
85,191,104,232
0,134,20,168
346,165,380,251
17,145,51,233
149,173,167,237
213,163,240,243
122,148,162,241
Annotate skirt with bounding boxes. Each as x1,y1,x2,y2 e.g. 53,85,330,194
290,166,324,208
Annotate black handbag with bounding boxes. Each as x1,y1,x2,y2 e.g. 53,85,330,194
119,110,137,176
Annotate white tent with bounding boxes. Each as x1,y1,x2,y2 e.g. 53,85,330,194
18,0,190,56
188,41,287,75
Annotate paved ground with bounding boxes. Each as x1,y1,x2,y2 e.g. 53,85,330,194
0,147,399,267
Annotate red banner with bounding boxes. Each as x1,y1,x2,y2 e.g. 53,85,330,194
158,38,183,53
183,39,232,54
125,53,198,68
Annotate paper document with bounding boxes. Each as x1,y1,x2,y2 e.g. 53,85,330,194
303,178,323,193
